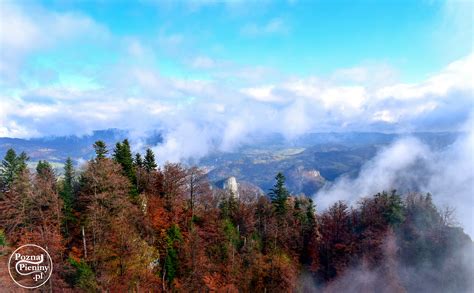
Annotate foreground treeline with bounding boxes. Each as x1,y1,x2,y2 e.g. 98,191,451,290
0,139,472,292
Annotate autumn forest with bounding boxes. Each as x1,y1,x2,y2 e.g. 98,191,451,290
0,139,472,292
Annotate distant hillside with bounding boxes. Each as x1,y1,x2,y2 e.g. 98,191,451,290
198,132,459,195
0,129,163,163
0,130,459,195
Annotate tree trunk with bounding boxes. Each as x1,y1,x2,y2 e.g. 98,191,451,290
82,225,87,259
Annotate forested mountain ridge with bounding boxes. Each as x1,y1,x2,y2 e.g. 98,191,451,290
0,139,472,292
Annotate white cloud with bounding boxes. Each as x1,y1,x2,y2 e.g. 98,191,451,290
220,117,253,151
241,85,284,103
0,3,39,51
319,86,367,110
153,121,216,164
332,63,399,87
314,115,474,236
190,56,218,69
376,53,474,100
372,110,397,123
1,52,473,160
0,2,108,84
280,100,312,138
156,31,184,49
241,17,289,36
315,137,430,208
432,0,474,60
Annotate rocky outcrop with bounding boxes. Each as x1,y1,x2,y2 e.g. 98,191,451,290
286,165,326,195
223,176,239,198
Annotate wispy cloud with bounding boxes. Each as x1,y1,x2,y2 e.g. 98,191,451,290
314,114,474,236
190,56,219,69
240,17,289,37
1,48,473,156
0,2,109,85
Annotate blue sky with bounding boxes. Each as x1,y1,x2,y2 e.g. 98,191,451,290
0,0,473,161
21,0,471,81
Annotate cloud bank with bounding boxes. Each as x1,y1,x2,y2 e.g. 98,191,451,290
315,115,474,236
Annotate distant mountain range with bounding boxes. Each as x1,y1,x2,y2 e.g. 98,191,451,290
0,129,162,163
0,130,459,195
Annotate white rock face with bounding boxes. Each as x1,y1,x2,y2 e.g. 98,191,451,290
306,170,321,178
223,176,239,198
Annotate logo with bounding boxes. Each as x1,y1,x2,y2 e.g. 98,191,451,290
8,244,53,289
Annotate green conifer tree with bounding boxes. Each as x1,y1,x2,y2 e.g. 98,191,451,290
269,172,290,215
60,157,75,230
114,139,138,197
36,160,53,178
93,141,108,159
134,153,143,168
0,149,29,190
144,148,157,172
